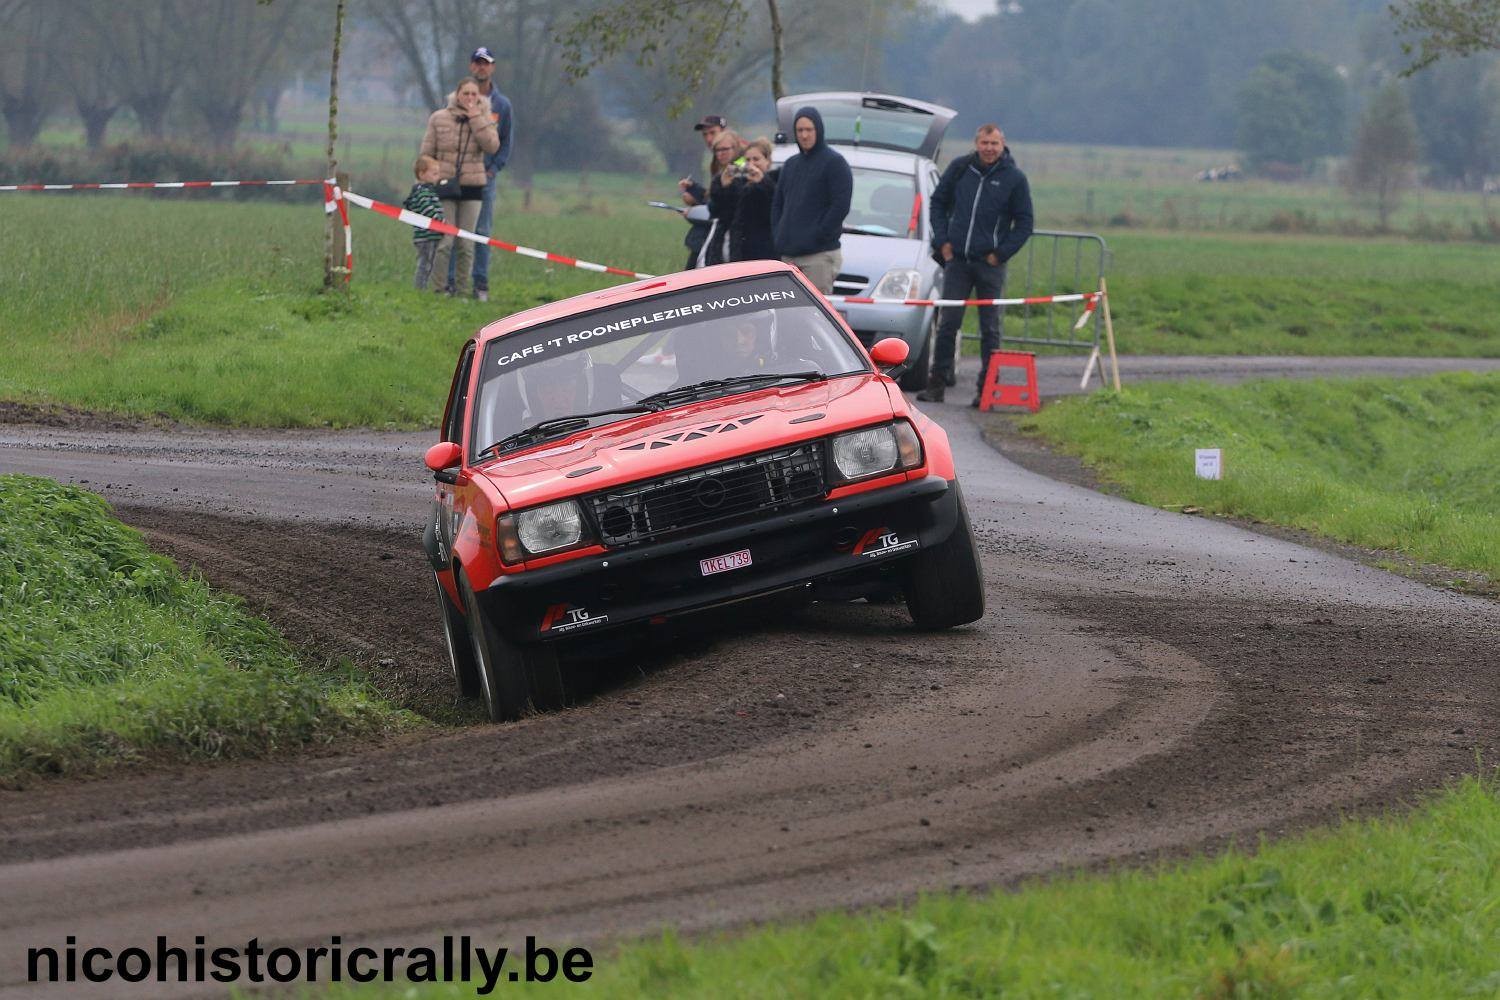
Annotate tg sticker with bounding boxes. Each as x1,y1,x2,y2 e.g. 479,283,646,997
853,526,919,559
540,603,609,635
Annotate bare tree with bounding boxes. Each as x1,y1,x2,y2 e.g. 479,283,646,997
181,0,298,148
0,0,58,149
1392,0,1500,72
111,1,193,139
70,1,127,148
1345,81,1420,229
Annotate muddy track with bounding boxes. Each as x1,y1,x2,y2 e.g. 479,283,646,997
2,356,1498,995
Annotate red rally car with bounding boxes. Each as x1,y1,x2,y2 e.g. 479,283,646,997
423,260,984,721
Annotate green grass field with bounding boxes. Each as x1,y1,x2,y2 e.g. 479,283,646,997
330,772,1500,997
2,186,1497,427
0,475,409,783
1018,372,1500,585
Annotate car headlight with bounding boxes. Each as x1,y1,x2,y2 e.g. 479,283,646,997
830,422,924,482
500,500,587,559
873,268,922,300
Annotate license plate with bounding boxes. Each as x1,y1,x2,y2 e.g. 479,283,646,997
700,549,752,576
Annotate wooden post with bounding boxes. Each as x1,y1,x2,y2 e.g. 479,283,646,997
1101,277,1121,392
322,0,346,289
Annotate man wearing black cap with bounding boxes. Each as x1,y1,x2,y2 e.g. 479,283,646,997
677,114,726,269
465,46,514,302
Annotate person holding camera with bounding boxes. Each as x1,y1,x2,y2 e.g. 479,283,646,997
696,130,746,268
420,76,500,298
679,114,727,269
728,138,777,262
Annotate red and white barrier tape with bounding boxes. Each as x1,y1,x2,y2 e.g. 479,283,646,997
340,188,656,280
324,180,353,282
831,291,1102,328
0,178,325,192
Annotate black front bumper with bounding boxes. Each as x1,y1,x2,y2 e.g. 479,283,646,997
479,475,958,642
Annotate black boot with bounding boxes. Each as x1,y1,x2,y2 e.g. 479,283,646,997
915,375,946,403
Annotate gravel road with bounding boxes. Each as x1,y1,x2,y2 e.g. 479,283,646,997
1,355,1496,997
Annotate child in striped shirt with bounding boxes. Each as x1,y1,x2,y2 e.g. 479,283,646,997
404,156,446,290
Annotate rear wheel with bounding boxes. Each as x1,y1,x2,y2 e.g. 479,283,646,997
457,569,565,721
903,484,986,630
433,572,480,698
899,309,937,392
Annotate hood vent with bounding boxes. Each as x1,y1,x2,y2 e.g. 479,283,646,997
620,414,764,452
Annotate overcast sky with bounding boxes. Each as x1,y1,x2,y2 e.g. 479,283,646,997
939,0,996,20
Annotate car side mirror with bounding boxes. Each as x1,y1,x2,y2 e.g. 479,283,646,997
424,441,462,484
869,337,910,378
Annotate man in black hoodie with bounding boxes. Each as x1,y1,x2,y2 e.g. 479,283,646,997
771,106,853,293
918,124,1033,405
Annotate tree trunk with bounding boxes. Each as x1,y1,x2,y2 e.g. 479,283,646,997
130,95,172,138
264,86,282,135
202,102,245,149
767,0,785,101
78,102,118,149
0,100,45,150
323,0,346,289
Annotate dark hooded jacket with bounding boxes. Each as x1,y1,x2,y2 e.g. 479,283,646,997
929,146,1033,263
770,107,853,258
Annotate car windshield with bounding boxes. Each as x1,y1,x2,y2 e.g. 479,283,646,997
846,168,917,237
469,274,867,457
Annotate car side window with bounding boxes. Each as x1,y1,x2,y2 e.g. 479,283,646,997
443,344,475,444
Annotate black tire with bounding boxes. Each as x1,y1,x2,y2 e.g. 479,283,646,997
457,569,564,721
902,484,986,630
899,309,937,392
526,644,568,713
434,572,480,698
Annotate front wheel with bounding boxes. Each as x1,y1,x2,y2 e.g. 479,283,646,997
902,484,986,630
434,572,480,698
458,569,566,721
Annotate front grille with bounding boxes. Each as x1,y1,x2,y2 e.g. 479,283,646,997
588,442,826,547
832,273,870,295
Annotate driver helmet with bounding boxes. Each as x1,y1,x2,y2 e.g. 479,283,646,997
521,350,592,421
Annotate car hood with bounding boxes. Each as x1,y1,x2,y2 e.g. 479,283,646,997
477,374,897,509
836,234,932,290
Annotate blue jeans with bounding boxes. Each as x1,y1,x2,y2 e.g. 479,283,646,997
413,241,438,290
472,172,498,291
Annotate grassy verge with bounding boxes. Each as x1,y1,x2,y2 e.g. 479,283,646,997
2,194,1498,427
0,475,410,784
333,772,1500,997
1016,373,1499,585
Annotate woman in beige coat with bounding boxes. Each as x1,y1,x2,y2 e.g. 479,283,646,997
421,77,500,296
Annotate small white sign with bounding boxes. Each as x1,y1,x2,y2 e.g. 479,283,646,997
1195,448,1223,480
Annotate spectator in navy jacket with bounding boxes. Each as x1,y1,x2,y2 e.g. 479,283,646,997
918,124,1033,405
770,106,852,293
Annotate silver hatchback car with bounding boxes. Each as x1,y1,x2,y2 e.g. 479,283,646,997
772,92,957,391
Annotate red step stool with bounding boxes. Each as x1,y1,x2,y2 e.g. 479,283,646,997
977,351,1040,413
